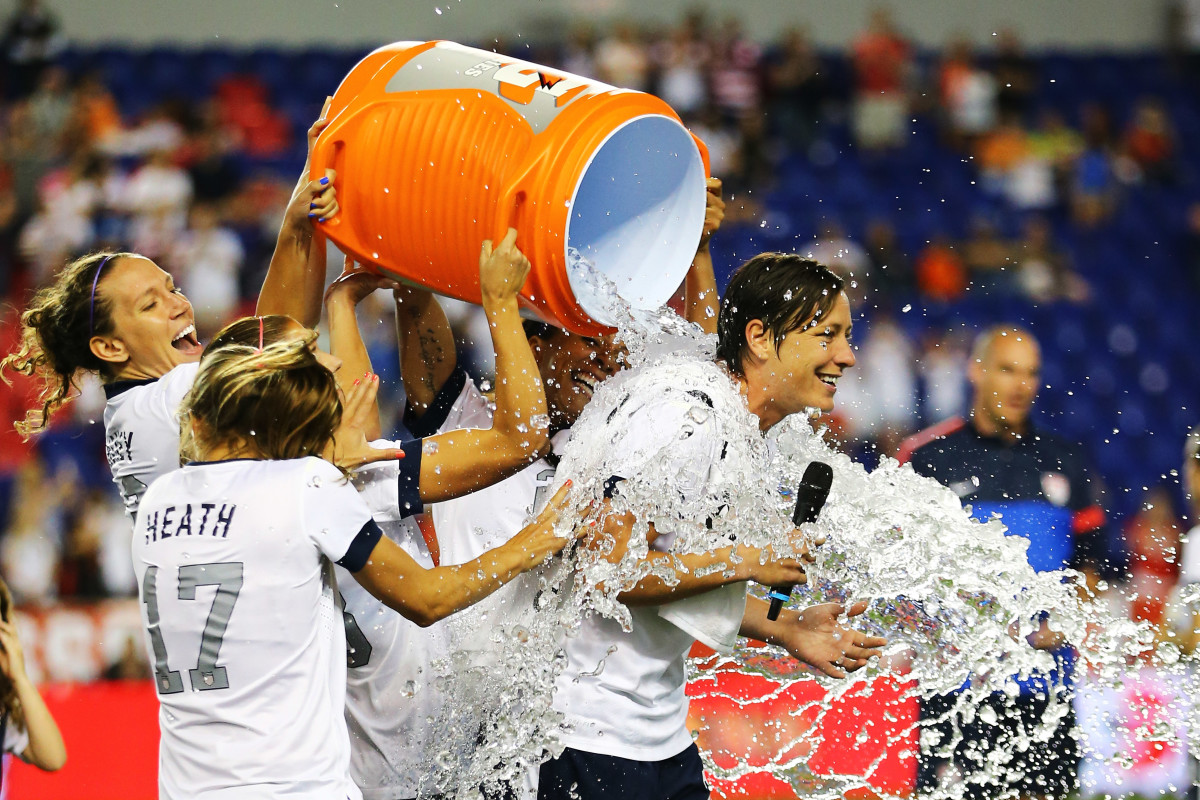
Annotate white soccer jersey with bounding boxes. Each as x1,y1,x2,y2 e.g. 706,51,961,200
337,439,460,800
551,359,753,761
413,369,559,656
132,457,380,800
104,362,201,519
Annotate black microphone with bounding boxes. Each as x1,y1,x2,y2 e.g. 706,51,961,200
766,461,833,621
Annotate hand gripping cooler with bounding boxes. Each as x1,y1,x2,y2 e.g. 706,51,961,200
310,40,710,336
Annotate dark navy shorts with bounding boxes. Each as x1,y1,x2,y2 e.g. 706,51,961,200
537,743,710,800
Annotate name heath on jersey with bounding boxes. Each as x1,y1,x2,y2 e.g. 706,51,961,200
143,504,237,543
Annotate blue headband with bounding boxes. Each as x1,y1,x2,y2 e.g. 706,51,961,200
88,255,116,337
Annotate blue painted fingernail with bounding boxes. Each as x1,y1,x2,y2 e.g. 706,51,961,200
320,177,329,185
307,213,316,218
309,202,317,209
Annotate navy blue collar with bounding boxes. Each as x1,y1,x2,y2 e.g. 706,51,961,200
103,376,159,399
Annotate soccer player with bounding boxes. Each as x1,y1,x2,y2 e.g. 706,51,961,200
536,253,886,800
132,336,584,799
1,109,341,517
898,325,1111,800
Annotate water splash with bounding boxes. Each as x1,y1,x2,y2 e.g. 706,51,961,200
424,252,1174,799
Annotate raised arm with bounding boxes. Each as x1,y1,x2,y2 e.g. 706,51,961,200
352,482,584,626
256,101,340,328
685,177,725,335
0,619,66,771
394,285,457,418
413,229,550,502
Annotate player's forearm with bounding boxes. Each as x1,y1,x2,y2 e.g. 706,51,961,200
415,530,554,624
685,244,719,335
618,546,751,606
257,209,326,328
418,427,541,504
326,296,381,440
738,595,793,645
395,287,456,414
482,295,548,455
13,675,66,771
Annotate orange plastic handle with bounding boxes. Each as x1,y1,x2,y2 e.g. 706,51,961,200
309,118,347,230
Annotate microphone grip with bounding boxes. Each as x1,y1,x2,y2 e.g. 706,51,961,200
767,587,792,622
765,462,833,622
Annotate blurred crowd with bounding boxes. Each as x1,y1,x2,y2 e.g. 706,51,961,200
0,0,1196,683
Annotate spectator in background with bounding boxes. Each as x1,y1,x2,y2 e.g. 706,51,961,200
653,15,710,117
1014,216,1090,304
0,454,67,604
561,23,598,80
1124,486,1183,628
1121,97,1176,184
850,7,912,151
595,21,650,91
992,29,1037,121
914,235,967,302
169,201,245,336
901,325,1111,800
1,0,64,100
1173,425,1200,655
917,329,969,423
103,634,150,681
122,146,193,259
1071,104,1119,228
863,218,914,306
1028,108,1084,202
976,111,1031,195
24,65,72,158
69,71,123,152
937,36,998,150
804,220,871,304
1183,202,1200,295
767,27,825,150
836,313,918,445
962,216,1017,295
709,17,763,121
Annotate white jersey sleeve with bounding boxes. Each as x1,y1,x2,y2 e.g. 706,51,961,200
1181,526,1200,586
3,714,29,760
300,459,382,570
103,361,201,519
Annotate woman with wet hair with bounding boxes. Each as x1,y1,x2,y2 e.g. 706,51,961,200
133,336,582,799
0,110,340,518
0,578,67,785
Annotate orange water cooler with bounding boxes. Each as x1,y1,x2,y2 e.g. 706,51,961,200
311,40,709,335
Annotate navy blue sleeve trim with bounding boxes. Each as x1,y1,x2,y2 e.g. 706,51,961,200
603,475,625,500
395,437,425,518
338,519,383,572
402,366,468,438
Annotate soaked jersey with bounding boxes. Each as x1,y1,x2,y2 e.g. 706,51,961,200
551,359,754,761
103,362,201,519
132,457,380,800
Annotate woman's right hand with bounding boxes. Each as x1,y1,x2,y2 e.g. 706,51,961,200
514,482,594,568
0,619,29,684
326,374,405,469
325,256,402,308
478,227,531,307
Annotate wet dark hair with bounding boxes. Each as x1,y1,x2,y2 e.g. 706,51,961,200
716,253,844,377
0,251,134,436
522,320,562,341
